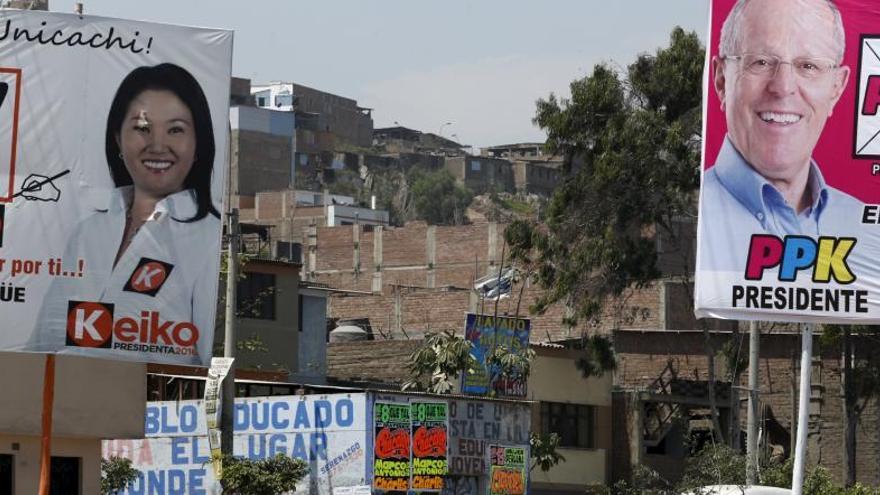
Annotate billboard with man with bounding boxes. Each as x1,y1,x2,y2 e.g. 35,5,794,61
0,10,232,365
695,0,880,323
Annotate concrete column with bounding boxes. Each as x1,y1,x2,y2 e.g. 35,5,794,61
629,392,643,473
468,290,478,313
659,280,668,330
393,285,402,336
353,223,361,275
426,225,436,288
372,226,383,293
306,222,317,282
563,297,575,338
284,190,295,242
488,222,498,273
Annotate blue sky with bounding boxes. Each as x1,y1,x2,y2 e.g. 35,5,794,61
78,0,709,148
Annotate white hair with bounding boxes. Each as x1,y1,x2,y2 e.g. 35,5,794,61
719,0,845,64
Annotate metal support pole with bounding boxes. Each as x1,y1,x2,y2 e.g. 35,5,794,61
221,209,239,457
37,355,56,495
746,320,760,485
791,323,813,495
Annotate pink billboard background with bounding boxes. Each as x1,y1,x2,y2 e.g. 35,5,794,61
704,0,880,203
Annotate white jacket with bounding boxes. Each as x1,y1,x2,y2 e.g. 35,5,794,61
35,186,221,366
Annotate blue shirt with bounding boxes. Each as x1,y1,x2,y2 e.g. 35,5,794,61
697,137,866,273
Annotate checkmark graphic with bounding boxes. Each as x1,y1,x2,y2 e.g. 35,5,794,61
857,40,880,155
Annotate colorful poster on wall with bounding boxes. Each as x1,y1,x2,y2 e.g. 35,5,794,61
410,401,448,492
103,394,369,494
373,402,411,493
487,445,526,495
461,313,530,397
695,0,880,323
0,10,232,365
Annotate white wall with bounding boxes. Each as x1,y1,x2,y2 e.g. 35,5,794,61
527,349,612,489
0,352,145,494
0,435,102,495
530,448,607,488
297,288,328,382
528,352,612,406
0,353,145,438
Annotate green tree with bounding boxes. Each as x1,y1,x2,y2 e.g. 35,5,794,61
402,330,477,394
507,27,719,438
820,325,880,487
218,453,308,495
525,24,702,342
404,330,565,473
593,444,879,495
409,168,474,225
530,432,566,472
101,456,140,494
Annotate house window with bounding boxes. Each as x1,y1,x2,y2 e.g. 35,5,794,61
237,272,276,320
50,457,80,494
236,383,296,397
0,454,12,495
540,402,595,448
257,96,267,107
470,160,481,171
147,375,205,401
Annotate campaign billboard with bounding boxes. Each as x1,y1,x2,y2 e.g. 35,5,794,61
695,0,880,323
487,445,527,495
0,10,232,364
462,313,530,397
410,401,449,492
372,402,411,493
102,394,370,495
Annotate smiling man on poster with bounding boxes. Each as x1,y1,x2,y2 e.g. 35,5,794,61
695,0,880,322
699,0,858,272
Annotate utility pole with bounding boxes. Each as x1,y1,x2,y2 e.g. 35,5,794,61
791,323,814,495
746,320,760,485
221,208,239,457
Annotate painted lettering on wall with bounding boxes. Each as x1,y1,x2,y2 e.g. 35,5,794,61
446,399,529,477
488,445,527,495
410,401,448,491
373,402,411,493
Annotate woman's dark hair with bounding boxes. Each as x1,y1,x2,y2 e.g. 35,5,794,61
105,63,219,221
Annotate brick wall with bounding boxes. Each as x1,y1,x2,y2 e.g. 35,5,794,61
312,221,672,342
613,329,880,485
328,288,472,339
315,226,356,271
327,340,421,385
383,223,429,267
434,224,491,265
233,130,291,195
327,282,664,343
255,190,286,220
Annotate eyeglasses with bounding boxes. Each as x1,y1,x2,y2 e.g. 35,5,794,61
724,53,838,79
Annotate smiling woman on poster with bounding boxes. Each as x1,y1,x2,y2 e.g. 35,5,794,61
36,63,221,364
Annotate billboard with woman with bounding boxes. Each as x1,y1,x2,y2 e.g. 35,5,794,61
0,9,232,365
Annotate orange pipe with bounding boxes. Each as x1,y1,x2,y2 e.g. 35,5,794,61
38,354,55,495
